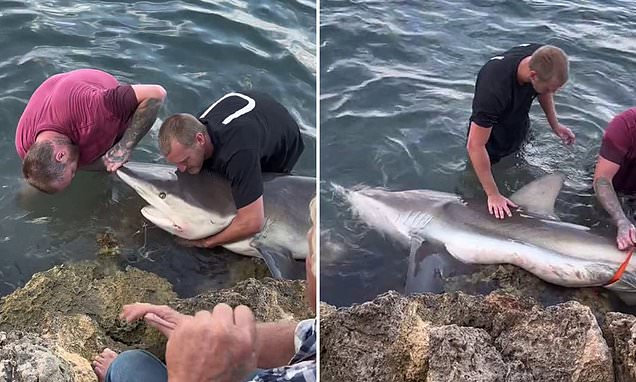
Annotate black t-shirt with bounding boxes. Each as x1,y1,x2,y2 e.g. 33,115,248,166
200,91,304,209
469,43,541,161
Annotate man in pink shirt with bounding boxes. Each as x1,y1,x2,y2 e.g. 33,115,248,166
15,68,166,193
594,107,636,250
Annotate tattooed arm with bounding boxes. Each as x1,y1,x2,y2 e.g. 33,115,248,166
594,156,636,250
102,85,167,172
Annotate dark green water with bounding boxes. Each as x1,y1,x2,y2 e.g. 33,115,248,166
0,0,316,297
320,0,636,307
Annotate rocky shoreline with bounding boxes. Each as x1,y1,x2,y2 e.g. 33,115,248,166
0,262,311,382
320,264,636,382
4,261,636,381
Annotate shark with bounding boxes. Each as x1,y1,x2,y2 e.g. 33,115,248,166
344,174,636,301
116,162,315,280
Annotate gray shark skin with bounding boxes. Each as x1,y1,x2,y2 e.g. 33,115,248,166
116,162,315,280
345,174,636,302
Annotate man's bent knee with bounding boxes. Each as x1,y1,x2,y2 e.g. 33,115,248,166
106,350,167,382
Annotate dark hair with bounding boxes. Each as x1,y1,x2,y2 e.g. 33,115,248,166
22,141,66,193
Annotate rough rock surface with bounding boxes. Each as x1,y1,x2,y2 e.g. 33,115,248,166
320,291,614,382
444,264,616,319
604,312,636,382
0,331,75,382
0,262,177,360
0,261,310,381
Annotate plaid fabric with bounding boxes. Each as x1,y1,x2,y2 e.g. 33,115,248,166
250,319,316,382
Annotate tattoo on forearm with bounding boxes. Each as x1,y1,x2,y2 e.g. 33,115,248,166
122,98,162,149
595,177,629,225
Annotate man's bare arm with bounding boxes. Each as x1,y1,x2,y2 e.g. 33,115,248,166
254,321,298,368
179,196,265,249
538,92,559,129
594,156,636,249
467,122,517,219
102,85,167,171
538,92,575,145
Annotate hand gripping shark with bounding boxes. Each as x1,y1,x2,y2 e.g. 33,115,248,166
345,174,636,302
116,162,315,280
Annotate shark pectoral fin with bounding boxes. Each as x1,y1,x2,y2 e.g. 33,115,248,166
509,174,564,220
406,236,425,290
257,245,306,280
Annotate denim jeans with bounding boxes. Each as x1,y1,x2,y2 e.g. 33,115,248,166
106,350,262,382
105,350,167,382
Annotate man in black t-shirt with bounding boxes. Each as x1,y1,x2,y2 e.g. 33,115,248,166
467,44,574,220
157,91,304,248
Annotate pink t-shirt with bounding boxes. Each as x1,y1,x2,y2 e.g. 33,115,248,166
15,69,138,165
599,107,636,194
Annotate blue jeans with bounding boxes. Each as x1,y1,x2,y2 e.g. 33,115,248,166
106,350,262,382
105,350,167,382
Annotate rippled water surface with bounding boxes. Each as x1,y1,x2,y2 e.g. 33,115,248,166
320,0,636,307
0,0,316,297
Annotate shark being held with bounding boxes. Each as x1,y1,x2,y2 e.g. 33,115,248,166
116,162,315,280
344,174,636,303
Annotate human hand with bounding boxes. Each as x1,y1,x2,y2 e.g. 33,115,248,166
102,143,132,172
616,221,636,250
175,237,215,249
554,124,575,145
120,303,190,338
487,194,518,219
166,304,257,382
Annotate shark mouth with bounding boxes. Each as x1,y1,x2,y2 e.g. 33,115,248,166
140,205,189,238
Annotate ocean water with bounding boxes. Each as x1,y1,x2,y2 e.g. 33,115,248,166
0,0,316,297
320,0,636,307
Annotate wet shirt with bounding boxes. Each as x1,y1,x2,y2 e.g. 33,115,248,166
599,107,636,194
250,319,316,382
469,43,542,162
200,91,304,209
15,69,138,165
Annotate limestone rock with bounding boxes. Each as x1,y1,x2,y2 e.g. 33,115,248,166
320,291,614,382
444,264,615,319
604,312,636,382
0,262,176,359
0,331,74,382
0,261,310,381
176,277,311,322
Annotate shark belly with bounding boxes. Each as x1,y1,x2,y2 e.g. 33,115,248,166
425,216,616,288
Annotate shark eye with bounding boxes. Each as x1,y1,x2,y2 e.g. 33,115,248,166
159,192,166,199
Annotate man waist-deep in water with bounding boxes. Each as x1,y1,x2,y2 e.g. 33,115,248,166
466,44,574,219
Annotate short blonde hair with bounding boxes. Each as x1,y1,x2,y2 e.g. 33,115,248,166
529,45,569,84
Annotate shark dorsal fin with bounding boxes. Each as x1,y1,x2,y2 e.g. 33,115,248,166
509,174,564,220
